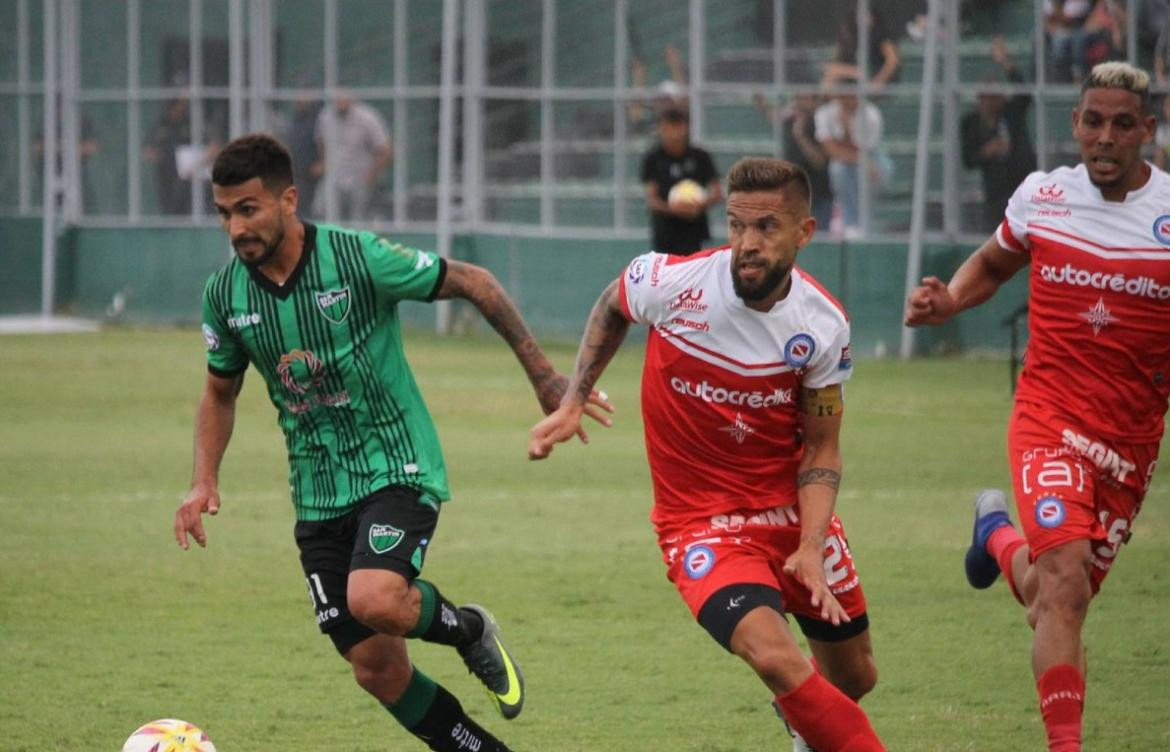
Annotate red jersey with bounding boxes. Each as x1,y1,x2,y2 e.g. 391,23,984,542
999,164,1170,443
618,248,853,531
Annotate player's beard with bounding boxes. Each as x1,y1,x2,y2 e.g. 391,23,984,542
233,220,284,268
731,257,792,303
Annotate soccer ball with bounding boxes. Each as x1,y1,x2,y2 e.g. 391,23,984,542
122,719,217,752
668,178,706,207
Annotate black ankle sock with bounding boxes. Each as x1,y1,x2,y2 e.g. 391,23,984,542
407,579,483,647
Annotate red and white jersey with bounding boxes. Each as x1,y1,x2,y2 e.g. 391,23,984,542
618,247,853,530
998,163,1170,443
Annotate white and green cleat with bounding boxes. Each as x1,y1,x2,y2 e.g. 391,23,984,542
458,604,525,720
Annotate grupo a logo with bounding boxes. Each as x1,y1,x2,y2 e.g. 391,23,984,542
277,349,326,394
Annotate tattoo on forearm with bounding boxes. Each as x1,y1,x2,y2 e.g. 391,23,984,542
573,283,630,402
797,467,841,490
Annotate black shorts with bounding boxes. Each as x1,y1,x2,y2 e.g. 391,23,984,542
294,485,440,654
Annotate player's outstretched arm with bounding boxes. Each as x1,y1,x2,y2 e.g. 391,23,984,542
783,385,849,626
175,371,241,550
436,260,613,429
904,234,1030,327
529,278,629,460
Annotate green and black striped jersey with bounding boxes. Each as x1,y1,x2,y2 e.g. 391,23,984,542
200,223,449,521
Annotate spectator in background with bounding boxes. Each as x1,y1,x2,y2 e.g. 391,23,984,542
961,37,1038,233
144,98,194,215
278,96,323,220
815,76,892,238
34,96,99,213
314,92,393,221
822,2,901,91
628,44,689,135
639,107,722,255
754,91,834,229
1044,0,1116,83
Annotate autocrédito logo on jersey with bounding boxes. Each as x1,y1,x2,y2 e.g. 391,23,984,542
1035,496,1066,529
670,377,793,408
1038,263,1170,300
683,545,716,579
316,287,351,324
783,333,816,369
368,523,405,554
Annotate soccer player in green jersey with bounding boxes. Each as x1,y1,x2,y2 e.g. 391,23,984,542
174,133,610,752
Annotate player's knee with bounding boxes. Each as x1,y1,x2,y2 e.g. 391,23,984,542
351,654,411,703
827,658,878,701
736,640,810,690
348,575,415,635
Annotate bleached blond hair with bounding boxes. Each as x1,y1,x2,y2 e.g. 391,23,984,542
1082,62,1150,111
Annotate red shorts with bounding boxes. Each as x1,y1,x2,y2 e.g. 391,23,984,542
656,503,867,623
1008,402,1158,593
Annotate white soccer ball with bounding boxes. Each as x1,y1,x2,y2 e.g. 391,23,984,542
668,178,706,207
122,719,217,752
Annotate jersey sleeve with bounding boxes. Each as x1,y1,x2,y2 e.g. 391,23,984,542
362,232,447,303
801,318,853,389
200,277,248,377
618,252,672,325
997,172,1040,253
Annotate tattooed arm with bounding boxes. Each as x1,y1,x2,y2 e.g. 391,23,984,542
528,278,629,459
782,383,849,624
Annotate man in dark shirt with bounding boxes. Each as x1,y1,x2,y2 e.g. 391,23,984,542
961,37,1038,233
639,108,722,255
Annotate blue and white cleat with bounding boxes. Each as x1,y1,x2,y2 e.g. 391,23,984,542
964,489,1014,589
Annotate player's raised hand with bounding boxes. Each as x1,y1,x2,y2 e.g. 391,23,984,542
904,276,957,327
783,544,851,626
174,484,221,550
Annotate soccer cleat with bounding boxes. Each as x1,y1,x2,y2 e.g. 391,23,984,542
457,604,525,720
964,489,1013,589
772,699,818,752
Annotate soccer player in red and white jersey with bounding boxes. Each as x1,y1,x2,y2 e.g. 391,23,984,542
905,62,1168,751
530,157,885,751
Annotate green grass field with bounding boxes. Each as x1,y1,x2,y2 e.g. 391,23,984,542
2,329,1167,751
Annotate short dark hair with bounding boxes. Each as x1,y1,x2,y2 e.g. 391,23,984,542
726,157,811,212
211,133,294,193
659,107,689,124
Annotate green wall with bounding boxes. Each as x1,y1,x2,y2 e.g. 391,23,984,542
0,220,1028,356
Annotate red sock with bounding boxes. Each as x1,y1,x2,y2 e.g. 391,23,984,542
1037,664,1084,752
775,672,885,752
987,526,1027,604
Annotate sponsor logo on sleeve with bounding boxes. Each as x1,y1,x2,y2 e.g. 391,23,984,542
1035,496,1066,529
201,324,220,351
837,343,853,371
627,258,646,284
783,333,816,369
1153,215,1170,246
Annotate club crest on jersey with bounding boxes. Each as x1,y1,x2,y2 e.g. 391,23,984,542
1152,215,1170,246
316,287,351,324
369,523,405,554
683,545,716,579
1035,497,1066,529
783,333,816,369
